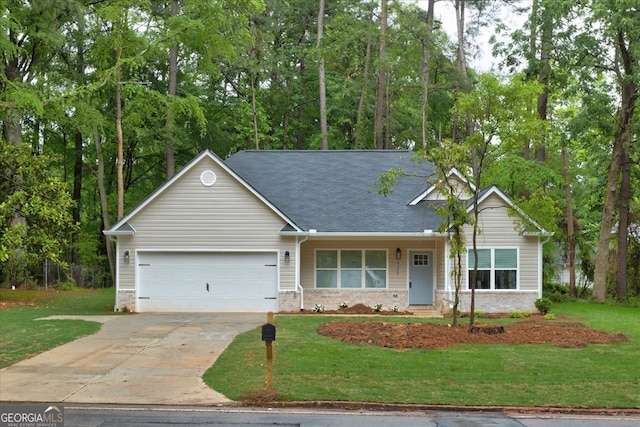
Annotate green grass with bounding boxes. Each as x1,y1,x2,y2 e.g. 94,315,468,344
204,302,640,408
0,288,116,368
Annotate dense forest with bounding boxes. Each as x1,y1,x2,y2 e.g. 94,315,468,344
1,0,638,302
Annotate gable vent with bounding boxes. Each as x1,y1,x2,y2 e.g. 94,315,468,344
200,170,217,187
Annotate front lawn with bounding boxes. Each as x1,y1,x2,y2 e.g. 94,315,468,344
0,288,116,368
204,302,640,408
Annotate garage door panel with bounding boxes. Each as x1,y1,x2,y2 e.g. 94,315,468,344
137,252,278,312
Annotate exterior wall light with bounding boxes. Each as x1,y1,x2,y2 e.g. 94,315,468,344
124,250,130,263
396,248,401,260
284,250,290,264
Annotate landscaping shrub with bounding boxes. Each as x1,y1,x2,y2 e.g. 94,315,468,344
535,297,552,315
543,283,574,303
509,311,531,318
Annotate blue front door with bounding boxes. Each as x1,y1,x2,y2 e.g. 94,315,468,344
409,251,433,305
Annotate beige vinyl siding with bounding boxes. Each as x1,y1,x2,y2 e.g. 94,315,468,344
462,193,539,292
434,239,446,292
118,157,296,292
424,177,471,201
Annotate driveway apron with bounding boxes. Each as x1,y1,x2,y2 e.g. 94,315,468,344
0,313,263,405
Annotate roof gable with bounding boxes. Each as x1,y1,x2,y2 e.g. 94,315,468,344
471,185,550,235
409,168,474,205
105,150,301,235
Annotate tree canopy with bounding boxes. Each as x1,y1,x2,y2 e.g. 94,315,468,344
0,0,637,300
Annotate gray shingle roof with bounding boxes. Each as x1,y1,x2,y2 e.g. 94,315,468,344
225,150,445,233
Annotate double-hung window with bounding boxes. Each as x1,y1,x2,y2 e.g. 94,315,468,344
316,250,387,288
467,248,518,290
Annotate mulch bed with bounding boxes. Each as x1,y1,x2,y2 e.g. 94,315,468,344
317,317,628,349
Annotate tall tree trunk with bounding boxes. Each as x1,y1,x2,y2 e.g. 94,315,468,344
296,59,306,150
593,133,623,302
2,110,22,146
72,131,83,287
115,43,125,220
535,2,552,162
165,0,178,180
593,31,636,302
454,0,467,80
523,0,539,159
282,86,291,150
451,0,471,145
2,48,24,146
250,70,260,150
374,0,387,149
562,144,576,297
249,18,260,150
385,79,392,149
616,147,631,300
451,104,459,144
94,127,115,286
355,10,373,149
421,0,435,152
71,16,86,287
317,0,328,150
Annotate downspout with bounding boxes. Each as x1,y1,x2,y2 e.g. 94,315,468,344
296,234,309,311
445,239,453,308
539,234,552,298
107,235,120,312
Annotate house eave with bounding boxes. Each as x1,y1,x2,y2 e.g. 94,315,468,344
279,230,448,239
103,222,136,236
103,230,135,236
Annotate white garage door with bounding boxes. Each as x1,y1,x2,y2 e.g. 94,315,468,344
136,252,278,312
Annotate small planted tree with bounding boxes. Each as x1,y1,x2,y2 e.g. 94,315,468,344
452,74,545,330
430,143,471,327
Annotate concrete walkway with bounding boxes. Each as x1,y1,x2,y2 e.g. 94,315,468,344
0,313,264,405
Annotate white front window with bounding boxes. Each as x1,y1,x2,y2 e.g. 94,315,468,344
316,249,387,289
467,248,518,290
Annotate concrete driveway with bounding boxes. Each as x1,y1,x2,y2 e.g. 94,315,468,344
0,313,264,405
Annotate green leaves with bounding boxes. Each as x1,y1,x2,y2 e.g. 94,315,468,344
0,143,76,286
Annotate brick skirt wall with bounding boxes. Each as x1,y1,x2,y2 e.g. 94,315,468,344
117,288,538,314
292,289,409,312
116,289,136,312
435,290,539,314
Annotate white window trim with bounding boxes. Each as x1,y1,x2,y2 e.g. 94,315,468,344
315,249,388,289
466,247,520,291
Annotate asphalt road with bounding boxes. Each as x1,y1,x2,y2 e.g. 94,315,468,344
61,406,640,427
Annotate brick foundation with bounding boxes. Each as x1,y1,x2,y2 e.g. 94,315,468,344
116,289,136,312
436,290,539,314
299,289,409,311
278,290,301,312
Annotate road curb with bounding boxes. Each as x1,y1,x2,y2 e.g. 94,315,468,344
242,400,640,417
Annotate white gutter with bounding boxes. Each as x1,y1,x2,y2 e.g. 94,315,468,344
108,236,120,312
295,234,309,311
